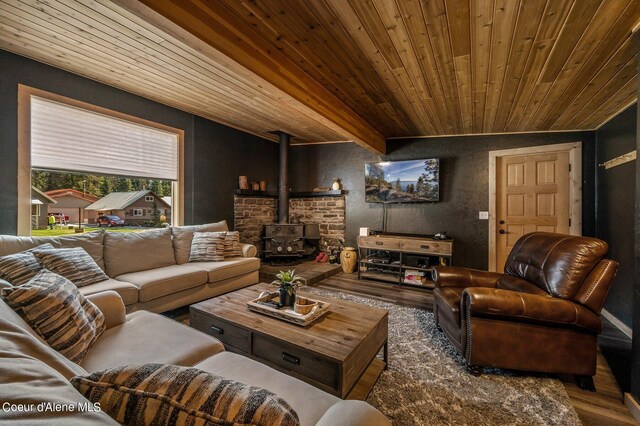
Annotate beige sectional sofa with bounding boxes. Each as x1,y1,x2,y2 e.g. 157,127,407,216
0,221,260,313
0,290,389,425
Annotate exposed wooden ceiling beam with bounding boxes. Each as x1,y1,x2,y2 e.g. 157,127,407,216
136,0,386,154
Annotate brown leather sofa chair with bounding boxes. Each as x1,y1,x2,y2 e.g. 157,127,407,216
432,232,617,391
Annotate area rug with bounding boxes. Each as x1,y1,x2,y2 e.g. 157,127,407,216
301,287,581,426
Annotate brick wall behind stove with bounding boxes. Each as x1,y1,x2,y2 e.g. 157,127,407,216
233,196,276,251
290,196,345,242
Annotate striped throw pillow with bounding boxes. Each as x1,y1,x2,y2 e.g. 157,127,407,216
0,243,54,285
34,247,108,287
71,363,300,426
223,231,243,258
189,232,225,262
1,270,105,363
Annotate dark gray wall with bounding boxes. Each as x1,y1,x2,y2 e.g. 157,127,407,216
192,116,278,225
0,50,277,232
595,104,636,328
290,132,596,270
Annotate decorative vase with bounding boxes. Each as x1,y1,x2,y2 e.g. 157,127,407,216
260,180,267,191
251,182,260,191
332,179,341,190
340,247,357,273
278,287,295,307
239,176,248,190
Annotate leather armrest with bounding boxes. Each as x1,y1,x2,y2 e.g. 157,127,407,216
85,291,126,330
432,266,502,289
316,401,390,426
240,243,257,258
463,287,602,333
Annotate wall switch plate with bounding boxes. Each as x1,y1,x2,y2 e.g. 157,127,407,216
479,211,489,220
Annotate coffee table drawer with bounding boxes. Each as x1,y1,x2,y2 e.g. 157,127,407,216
252,334,339,390
191,311,250,353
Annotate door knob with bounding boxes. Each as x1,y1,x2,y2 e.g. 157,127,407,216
498,229,506,234
499,220,505,224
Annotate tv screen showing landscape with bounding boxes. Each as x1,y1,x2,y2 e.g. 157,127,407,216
365,158,439,203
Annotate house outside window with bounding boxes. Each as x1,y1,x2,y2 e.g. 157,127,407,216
145,195,154,202
133,208,144,216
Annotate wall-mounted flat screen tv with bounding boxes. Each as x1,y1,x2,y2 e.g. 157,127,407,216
365,158,439,203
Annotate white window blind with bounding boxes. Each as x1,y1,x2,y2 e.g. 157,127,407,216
31,96,179,180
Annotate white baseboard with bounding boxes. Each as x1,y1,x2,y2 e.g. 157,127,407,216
601,309,632,339
625,393,640,421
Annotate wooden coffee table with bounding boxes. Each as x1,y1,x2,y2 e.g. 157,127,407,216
190,283,388,399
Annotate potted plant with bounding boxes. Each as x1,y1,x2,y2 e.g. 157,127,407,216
270,269,304,307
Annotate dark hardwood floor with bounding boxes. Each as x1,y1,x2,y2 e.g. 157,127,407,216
312,272,638,426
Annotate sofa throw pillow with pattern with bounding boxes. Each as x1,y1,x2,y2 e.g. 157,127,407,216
1,270,105,364
0,243,54,286
189,232,225,262
71,363,300,426
34,247,108,287
223,231,242,258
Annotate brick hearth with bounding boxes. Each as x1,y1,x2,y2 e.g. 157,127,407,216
234,195,346,253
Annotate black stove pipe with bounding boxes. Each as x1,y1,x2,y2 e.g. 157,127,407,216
277,131,291,224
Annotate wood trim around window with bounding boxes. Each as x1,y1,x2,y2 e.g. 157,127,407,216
17,85,185,235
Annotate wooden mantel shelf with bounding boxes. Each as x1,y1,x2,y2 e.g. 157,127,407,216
234,189,346,198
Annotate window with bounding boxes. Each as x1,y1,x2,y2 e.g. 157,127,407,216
18,86,185,235
133,209,144,216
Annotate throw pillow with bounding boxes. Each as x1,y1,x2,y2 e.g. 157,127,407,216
33,247,109,287
171,221,229,264
1,270,105,364
71,363,300,426
223,231,242,258
189,232,225,262
0,243,54,286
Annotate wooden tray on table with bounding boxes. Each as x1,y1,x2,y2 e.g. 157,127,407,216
246,291,330,326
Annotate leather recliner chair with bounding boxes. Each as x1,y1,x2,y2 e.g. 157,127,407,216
432,232,618,391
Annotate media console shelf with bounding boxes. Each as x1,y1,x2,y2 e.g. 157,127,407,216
357,232,453,289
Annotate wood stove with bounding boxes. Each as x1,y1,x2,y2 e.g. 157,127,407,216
263,224,305,259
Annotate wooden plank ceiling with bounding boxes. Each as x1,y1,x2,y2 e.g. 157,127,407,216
1,0,638,154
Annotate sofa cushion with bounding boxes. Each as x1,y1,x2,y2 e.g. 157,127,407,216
34,247,109,287
223,231,242,258
116,264,208,303
171,221,229,264
194,257,261,283
0,243,54,285
196,352,339,426
0,298,87,379
1,270,105,364
79,279,139,306
80,310,224,372
104,228,176,277
71,363,300,426
189,231,225,262
0,355,116,425
0,231,106,270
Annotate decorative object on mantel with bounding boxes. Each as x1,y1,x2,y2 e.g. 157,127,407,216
238,176,248,190
599,150,636,169
259,180,267,191
332,178,341,190
313,187,331,192
340,247,358,274
269,269,304,307
251,182,260,191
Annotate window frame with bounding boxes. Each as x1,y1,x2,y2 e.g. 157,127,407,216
133,208,144,217
145,195,154,202
17,85,185,235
